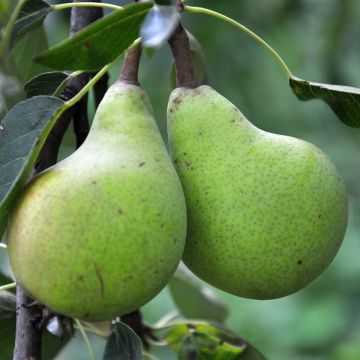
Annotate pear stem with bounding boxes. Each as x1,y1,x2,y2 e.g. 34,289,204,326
119,45,142,85
168,23,199,88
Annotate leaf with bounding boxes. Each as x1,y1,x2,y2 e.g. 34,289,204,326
0,96,65,238
10,0,51,50
140,4,180,48
0,312,16,360
164,322,236,353
24,71,69,97
103,322,142,360
0,291,16,316
178,331,246,360
11,19,51,82
0,0,9,24
289,76,360,128
164,322,267,360
168,265,229,323
34,2,152,71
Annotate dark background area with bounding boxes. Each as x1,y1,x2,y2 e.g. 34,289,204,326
2,1,360,359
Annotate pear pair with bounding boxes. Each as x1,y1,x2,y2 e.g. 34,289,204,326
6,52,348,322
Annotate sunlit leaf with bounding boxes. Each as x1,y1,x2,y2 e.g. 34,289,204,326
163,322,266,360
178,331,246,360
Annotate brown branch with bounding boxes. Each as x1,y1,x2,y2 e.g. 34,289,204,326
14,3,104,359
13,286,43,360
73,91,90,148
168,23,198,88
93,72,109,108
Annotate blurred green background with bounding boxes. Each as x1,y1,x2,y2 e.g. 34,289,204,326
2,0,360,359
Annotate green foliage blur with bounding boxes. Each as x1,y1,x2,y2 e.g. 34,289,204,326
4,0,360,359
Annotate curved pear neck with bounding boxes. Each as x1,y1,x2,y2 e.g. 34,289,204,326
119,45,141,86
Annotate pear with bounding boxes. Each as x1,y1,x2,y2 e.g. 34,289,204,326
6,81,187,321
167,85,348,299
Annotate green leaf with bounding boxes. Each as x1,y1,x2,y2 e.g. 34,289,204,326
289,76,360,128
10,0,51,50
164,322,267,360
34,2,152,71
0,311,16,360
11,21,50,82
168,265,229,323
0,96,65,238
0,291,16,316
178,331,246,360
103,322,142,360
0,0,9,24
24,71,69,97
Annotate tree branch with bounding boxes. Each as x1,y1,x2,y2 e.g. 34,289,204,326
14,3,104,359
93,72,109,108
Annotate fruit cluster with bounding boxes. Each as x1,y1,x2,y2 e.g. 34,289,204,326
5,46,348,322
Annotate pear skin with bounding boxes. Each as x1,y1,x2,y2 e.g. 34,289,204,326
7,82,187,321
167,85,348,299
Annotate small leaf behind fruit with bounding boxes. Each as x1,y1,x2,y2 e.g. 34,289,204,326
0,96,65,238
289,76,360,128
34,2,152,71
103,322,142,360
24,71,69,97
168,264,229,323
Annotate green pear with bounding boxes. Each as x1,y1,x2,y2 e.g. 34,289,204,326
6,81,187,321
167,85,348,299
